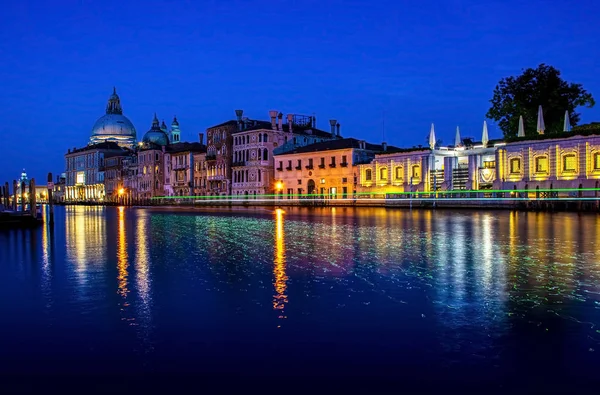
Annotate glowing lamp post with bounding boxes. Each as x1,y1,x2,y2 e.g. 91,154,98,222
275,181,283,200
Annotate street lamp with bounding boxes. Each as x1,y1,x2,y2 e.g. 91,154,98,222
275,181,283,200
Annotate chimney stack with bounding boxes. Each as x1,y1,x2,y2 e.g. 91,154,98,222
336,123,341,137
199,133,204,145
235,110,244,131
312,115,316,128
269,110,278,130
329,119,337,135
382,142,387,151
278,112,283,131
235,109,243,121
287,114,293,134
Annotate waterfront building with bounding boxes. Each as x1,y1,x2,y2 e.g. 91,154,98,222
357,124,500,195
64,142,131,202
204,118,237,196
495,131,600,196
193,133,208,196
122,154,139,202
232,111,339,197
164,142,206,197
137,114,170,201
274,138,394,199
104,155,128,202
52,173,66,203
89,88,137,148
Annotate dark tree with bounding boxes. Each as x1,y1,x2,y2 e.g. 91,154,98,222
486,64,595,138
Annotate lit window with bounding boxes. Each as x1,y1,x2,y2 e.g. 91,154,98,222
395,167,403,180
411,165,420,179
320,178,325,184
365,169,372,181
510,158,521,174
595,153,600,170
380,167,388,180
535,156,548,173
563,154,576,172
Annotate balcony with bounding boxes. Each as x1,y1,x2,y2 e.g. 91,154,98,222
329,163,336,168
340,162,348,167
173,163,187,170
318,164,325,169
295,166,302,170
206,154,217,161
232,161,246,167
286,166,293,171
208,174,226,181
305,165,313,170
276,167,283,171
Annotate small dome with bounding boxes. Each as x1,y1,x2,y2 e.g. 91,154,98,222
142,114,169,146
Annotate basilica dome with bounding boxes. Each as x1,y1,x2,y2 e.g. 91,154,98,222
89,88,137,148
142,114,170,146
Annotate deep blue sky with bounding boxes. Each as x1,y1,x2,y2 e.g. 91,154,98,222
1,0,599,183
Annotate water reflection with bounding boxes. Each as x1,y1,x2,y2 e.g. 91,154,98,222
273,208,288,323
117,207,129,301
2,206,600,384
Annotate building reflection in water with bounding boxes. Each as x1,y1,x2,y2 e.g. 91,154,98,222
134,210,153,349
273,208,288,323
65,206,107,301
117,207,129,302
40,205,54,310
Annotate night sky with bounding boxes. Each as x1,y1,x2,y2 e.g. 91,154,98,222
1,0,599,183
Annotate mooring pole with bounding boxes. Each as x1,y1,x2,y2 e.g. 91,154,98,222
47,173,54,225
29,179,36,217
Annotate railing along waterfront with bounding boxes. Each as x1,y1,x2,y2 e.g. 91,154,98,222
149,187,600,206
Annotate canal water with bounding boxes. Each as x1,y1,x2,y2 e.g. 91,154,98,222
1,206,600,393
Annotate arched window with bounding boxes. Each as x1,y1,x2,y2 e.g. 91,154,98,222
263,133,268,142
380,167,388,180
246,135,250,144
263,148,268,161
258,134,262,142
365,169,372,181
395,166,403,180
411,165,420,179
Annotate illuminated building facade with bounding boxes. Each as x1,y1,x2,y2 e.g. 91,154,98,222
65,142,130,202
358,144,499,194
274,138,393,199
495,133,600,196
193,134,209,196
104,155,128,202
164,142,206,197
231,111,339,197
205,118,238,196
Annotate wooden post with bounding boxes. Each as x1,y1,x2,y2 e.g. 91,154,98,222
47,173,54,225
29,179,36,217
4,182,9,208
12,180,17,211
21,181,26,212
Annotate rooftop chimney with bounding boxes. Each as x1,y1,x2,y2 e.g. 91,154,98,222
235,110,244,131
199,133,204,145
312,115,316,128
278,112,283,131
382,142,387,152
336,123,341,137
235,109,243,121
329,119,337,135
287,114,293,133
269,110,278,130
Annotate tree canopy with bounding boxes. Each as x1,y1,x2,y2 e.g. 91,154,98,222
486,64,595,138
